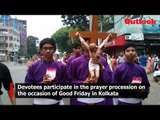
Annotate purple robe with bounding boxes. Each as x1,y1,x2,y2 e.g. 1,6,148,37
66,55,81,83
25,60,67,84
25,60,68,102
67,55,79,68
68,55,113,105
112,61,150,104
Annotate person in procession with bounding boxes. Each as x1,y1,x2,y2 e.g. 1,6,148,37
25,38,67,105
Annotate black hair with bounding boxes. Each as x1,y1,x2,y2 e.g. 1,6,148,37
141,51,145,55
72,42,81,49
40,38,56,51
122,42,136,52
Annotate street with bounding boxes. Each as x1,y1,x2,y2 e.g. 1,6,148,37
1,62,160,105
143,73,160,105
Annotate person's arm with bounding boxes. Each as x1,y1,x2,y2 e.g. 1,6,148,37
146,60,152,74
2,64,16,105
76,32,89,51
7,88,16,105
98,33,112,49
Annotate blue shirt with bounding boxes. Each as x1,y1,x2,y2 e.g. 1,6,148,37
139,55,148,67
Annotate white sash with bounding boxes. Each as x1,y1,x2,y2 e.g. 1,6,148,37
77,98,105,104
33,98,59,105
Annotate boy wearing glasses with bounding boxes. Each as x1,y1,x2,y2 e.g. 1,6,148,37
25,38,67,105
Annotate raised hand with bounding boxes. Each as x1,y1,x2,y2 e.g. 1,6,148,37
108,33,112,38
75,32,80,37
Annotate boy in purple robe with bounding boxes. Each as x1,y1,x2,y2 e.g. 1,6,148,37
112,42,150,105
66,43,82,84
68,45,113,105
67,42,82,70
25,38,67,105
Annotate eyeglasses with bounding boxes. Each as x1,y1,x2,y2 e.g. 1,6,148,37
42,47,54,51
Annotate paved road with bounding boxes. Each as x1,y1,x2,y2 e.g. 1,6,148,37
1,62,159,105
143,73,160,105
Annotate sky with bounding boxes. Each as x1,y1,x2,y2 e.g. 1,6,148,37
11,15,64,40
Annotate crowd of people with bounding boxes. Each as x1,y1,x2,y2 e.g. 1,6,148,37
1,32,155,105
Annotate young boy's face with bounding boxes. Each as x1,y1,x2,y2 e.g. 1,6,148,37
124,46,136,61
73,46,81,56
41,43,55,60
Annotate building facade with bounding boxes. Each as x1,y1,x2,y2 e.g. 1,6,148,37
112,15,160,56
0,23,20,61
0,15,27,61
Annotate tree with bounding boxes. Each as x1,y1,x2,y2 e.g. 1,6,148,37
61,15,114,32
27,36,38,57
99,15,114,32
61,15,90,31
51,27,79,53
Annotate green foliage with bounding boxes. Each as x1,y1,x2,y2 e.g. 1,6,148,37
27,36,39,57
99,15,114,32
61,15,114,32
53,15,114,54
67,37,81,53
61,15,89,31
18,51,29,58
52,27,79,53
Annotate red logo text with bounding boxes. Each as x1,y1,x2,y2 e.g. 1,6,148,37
124,18,156,24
